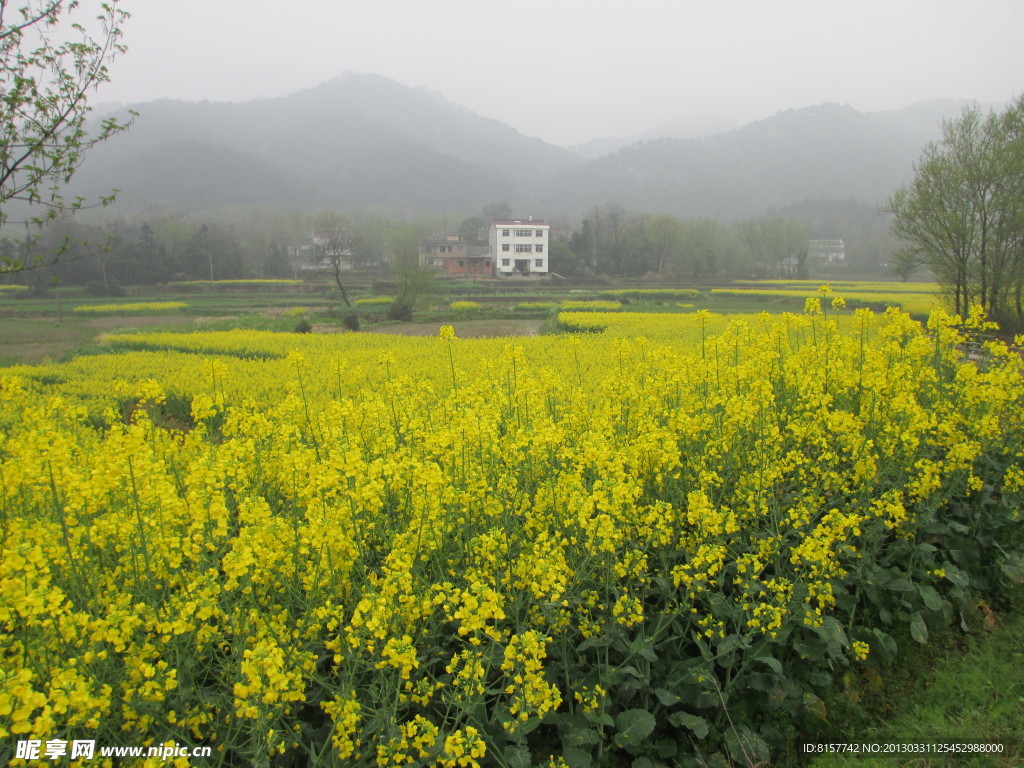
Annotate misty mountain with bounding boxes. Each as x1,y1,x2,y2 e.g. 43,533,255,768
541,100,972,219
61,75,972,219
569,113,741,159
67,73,576,215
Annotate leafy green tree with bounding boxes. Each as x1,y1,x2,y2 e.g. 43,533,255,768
374,220,430,321
737,217,808,278
643,213,685,274
889,96,1024,323
481,202,512,220
1,0,134,272
456,215,488,246
548,238,580,277
351,212,392,269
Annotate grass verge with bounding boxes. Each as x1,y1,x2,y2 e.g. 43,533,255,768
798,587,1024,768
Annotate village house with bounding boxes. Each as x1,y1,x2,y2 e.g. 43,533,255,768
808,239,847,264
418,234,493,277
490,217,549,278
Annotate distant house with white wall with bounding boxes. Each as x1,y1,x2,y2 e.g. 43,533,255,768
808,239,847,264
490,218,549,277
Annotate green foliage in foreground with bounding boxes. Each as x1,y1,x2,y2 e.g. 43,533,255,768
805,589,1024,768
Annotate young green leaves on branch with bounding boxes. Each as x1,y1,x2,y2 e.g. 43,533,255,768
1,0,134,272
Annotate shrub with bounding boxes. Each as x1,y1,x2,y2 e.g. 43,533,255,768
387,301,414,322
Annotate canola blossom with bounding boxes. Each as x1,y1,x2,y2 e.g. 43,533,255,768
0,306,1022,766
710,287,941,317
72,302,189,314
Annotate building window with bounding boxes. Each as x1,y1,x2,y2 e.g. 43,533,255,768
501,258,510,266
502,229,510,236
535,245,544,253
514,229,532,237
484,260,491,267
535,230,543,237
515,244,532,253
457,260,464,267
535,259,543,268
502,244,510,251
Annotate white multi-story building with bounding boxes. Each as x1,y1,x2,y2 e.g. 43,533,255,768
808,239,847,264
490,218,549,277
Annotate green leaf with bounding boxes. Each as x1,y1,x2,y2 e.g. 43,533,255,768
562,725,600,747
631,636,658,662
615,709,657,748
654,688,680,706
918,584,944,612
1000,553,1024,584
886,575,916,592
563,747,593,768
716,633,744,655
576,634,614,652
870,628,898,662
584,710,615,727
943,564,970,587
793,638,826,662
910,611,929,644
669,711,709,739
739,672,776,692
754,654,783,674
503,745,531,768
803,691,828,720
867,566,895,586
807,671,832,688
654,739,678,758
816,616,849,648
618,664,645,680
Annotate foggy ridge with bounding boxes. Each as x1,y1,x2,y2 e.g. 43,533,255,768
68,75,970,218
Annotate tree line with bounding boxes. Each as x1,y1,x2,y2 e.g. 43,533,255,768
0,208,437,294
1,200,909,293
555,205,811,279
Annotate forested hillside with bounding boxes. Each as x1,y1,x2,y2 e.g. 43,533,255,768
49,77,965,219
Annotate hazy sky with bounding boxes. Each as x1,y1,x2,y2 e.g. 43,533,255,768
96,0,1024,147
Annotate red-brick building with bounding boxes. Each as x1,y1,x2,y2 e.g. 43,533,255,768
418,235,493,277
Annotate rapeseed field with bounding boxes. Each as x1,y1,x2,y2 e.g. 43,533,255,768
1,299,1022,766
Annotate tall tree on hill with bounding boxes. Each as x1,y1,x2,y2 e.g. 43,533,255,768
1,0,134,273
